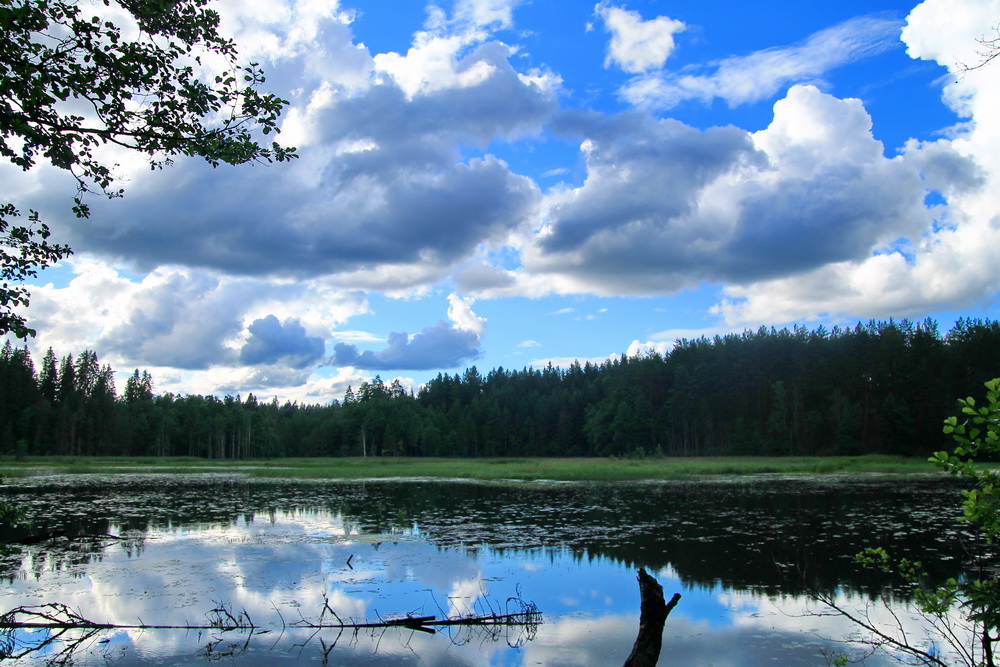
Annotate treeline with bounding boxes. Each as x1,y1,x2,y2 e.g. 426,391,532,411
2,318,1000,459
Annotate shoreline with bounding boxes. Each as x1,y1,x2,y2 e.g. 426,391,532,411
0,454,949,482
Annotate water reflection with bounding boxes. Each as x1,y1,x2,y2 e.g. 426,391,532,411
0,475,975,665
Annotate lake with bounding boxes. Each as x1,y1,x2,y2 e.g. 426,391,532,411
0,473,975,665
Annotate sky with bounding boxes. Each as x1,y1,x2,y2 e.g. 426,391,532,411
3,0,1000,404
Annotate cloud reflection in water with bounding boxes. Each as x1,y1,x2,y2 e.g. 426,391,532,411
0,476,971,665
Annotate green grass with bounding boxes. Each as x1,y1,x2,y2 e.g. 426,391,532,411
0,454,946,482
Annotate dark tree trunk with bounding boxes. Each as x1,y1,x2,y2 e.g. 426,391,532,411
623,568,681,667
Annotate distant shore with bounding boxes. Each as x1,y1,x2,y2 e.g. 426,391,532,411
0,454,950,481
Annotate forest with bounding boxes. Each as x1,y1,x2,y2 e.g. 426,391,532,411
2,317,1000,460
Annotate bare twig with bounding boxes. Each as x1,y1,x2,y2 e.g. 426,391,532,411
812,592,950,667
957,24,1000,74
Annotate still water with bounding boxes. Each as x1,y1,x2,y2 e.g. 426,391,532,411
0,474,975,665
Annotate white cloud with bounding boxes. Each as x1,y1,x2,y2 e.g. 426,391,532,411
222,365,371,404
447,293,488,335
4,0,562,398
625,339,672,356
11,0,1000,397
52,72,549,290
374,31,485,99
455,0,522,31
372,1,543,100
11,258,371,398
328,330,386,342
7,0,554,303
240,315,325,368
707,0,1000,328
453,261,518,293
650,325,742,343
902,0,1000,70
620,15,902,109
330,294,486,371
215,0,373,87
446,575,487,618
596,2,685,74
529,355,611,369
514,84,975,302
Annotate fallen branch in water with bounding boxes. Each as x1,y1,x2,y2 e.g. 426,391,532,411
294,590,542,635
1,592,543,663
0,601,263,664
1,601,257,632
291,610,539,631
1,600,540,633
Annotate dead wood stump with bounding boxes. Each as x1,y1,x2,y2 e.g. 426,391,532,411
623,568,681,667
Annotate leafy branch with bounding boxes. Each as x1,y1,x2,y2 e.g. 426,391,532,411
0,0,297,337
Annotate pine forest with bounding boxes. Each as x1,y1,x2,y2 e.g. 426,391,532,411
3,318,1000,460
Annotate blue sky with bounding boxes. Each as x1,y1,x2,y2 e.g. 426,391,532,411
4,0,1000,403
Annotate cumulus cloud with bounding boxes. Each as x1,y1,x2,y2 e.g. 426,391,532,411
538,110,761,260
529,354,610,369
240,315,326,368
1,0,560,400
705,0,1000,327
515,84,979,297
329,330,385,342
620,15,902,109
218,364,317,395
447,293,487,335
332,324,481,370
626,339,673,356
61,93,546,289
454,261,517,292
211,365,378,404
901,0,996,70
214,0,373,89
330,293,485,370
454,0,523,32
16,260,368,387
11,0,1000,401
33,3,554,294
595,2,685,74
83,270,251,370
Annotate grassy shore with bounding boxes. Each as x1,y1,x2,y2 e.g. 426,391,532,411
0,454,946,482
